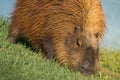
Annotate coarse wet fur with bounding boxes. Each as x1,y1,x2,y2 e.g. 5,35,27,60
8,0,105,75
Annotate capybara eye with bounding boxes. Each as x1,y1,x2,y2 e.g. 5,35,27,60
76,39,81,47
95,32,99,38
74,26,83,33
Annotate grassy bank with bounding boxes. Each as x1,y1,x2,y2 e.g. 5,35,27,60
0,17,120,80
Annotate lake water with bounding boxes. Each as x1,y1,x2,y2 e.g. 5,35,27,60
0,0,120,49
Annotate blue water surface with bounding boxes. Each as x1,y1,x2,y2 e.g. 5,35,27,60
0,0,120,49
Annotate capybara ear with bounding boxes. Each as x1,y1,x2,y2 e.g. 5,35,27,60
74,26,83,33
8,0,105,75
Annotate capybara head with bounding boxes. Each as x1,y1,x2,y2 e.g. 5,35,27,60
65,26,101,75
8,0,105,76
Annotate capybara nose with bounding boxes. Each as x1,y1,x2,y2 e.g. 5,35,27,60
80,62,95,75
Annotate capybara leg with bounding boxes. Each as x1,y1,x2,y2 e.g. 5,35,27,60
8,28,20,43
40,37,69,64
53,41,70,65
29,40,41,50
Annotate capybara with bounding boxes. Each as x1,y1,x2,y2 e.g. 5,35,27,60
8,0,105,75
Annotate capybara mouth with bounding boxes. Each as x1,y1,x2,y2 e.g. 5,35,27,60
79,67,95,76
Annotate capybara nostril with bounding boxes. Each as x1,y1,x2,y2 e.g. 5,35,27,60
80,66,94,75
79,59,95,75
80,64,94,72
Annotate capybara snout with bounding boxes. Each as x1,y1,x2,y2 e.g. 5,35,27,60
8,0,105,75
79,47,98,75
65,31,99,75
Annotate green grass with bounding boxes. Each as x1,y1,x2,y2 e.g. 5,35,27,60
0,17,120,80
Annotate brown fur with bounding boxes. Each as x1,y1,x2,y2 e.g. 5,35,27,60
8,0,105,75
